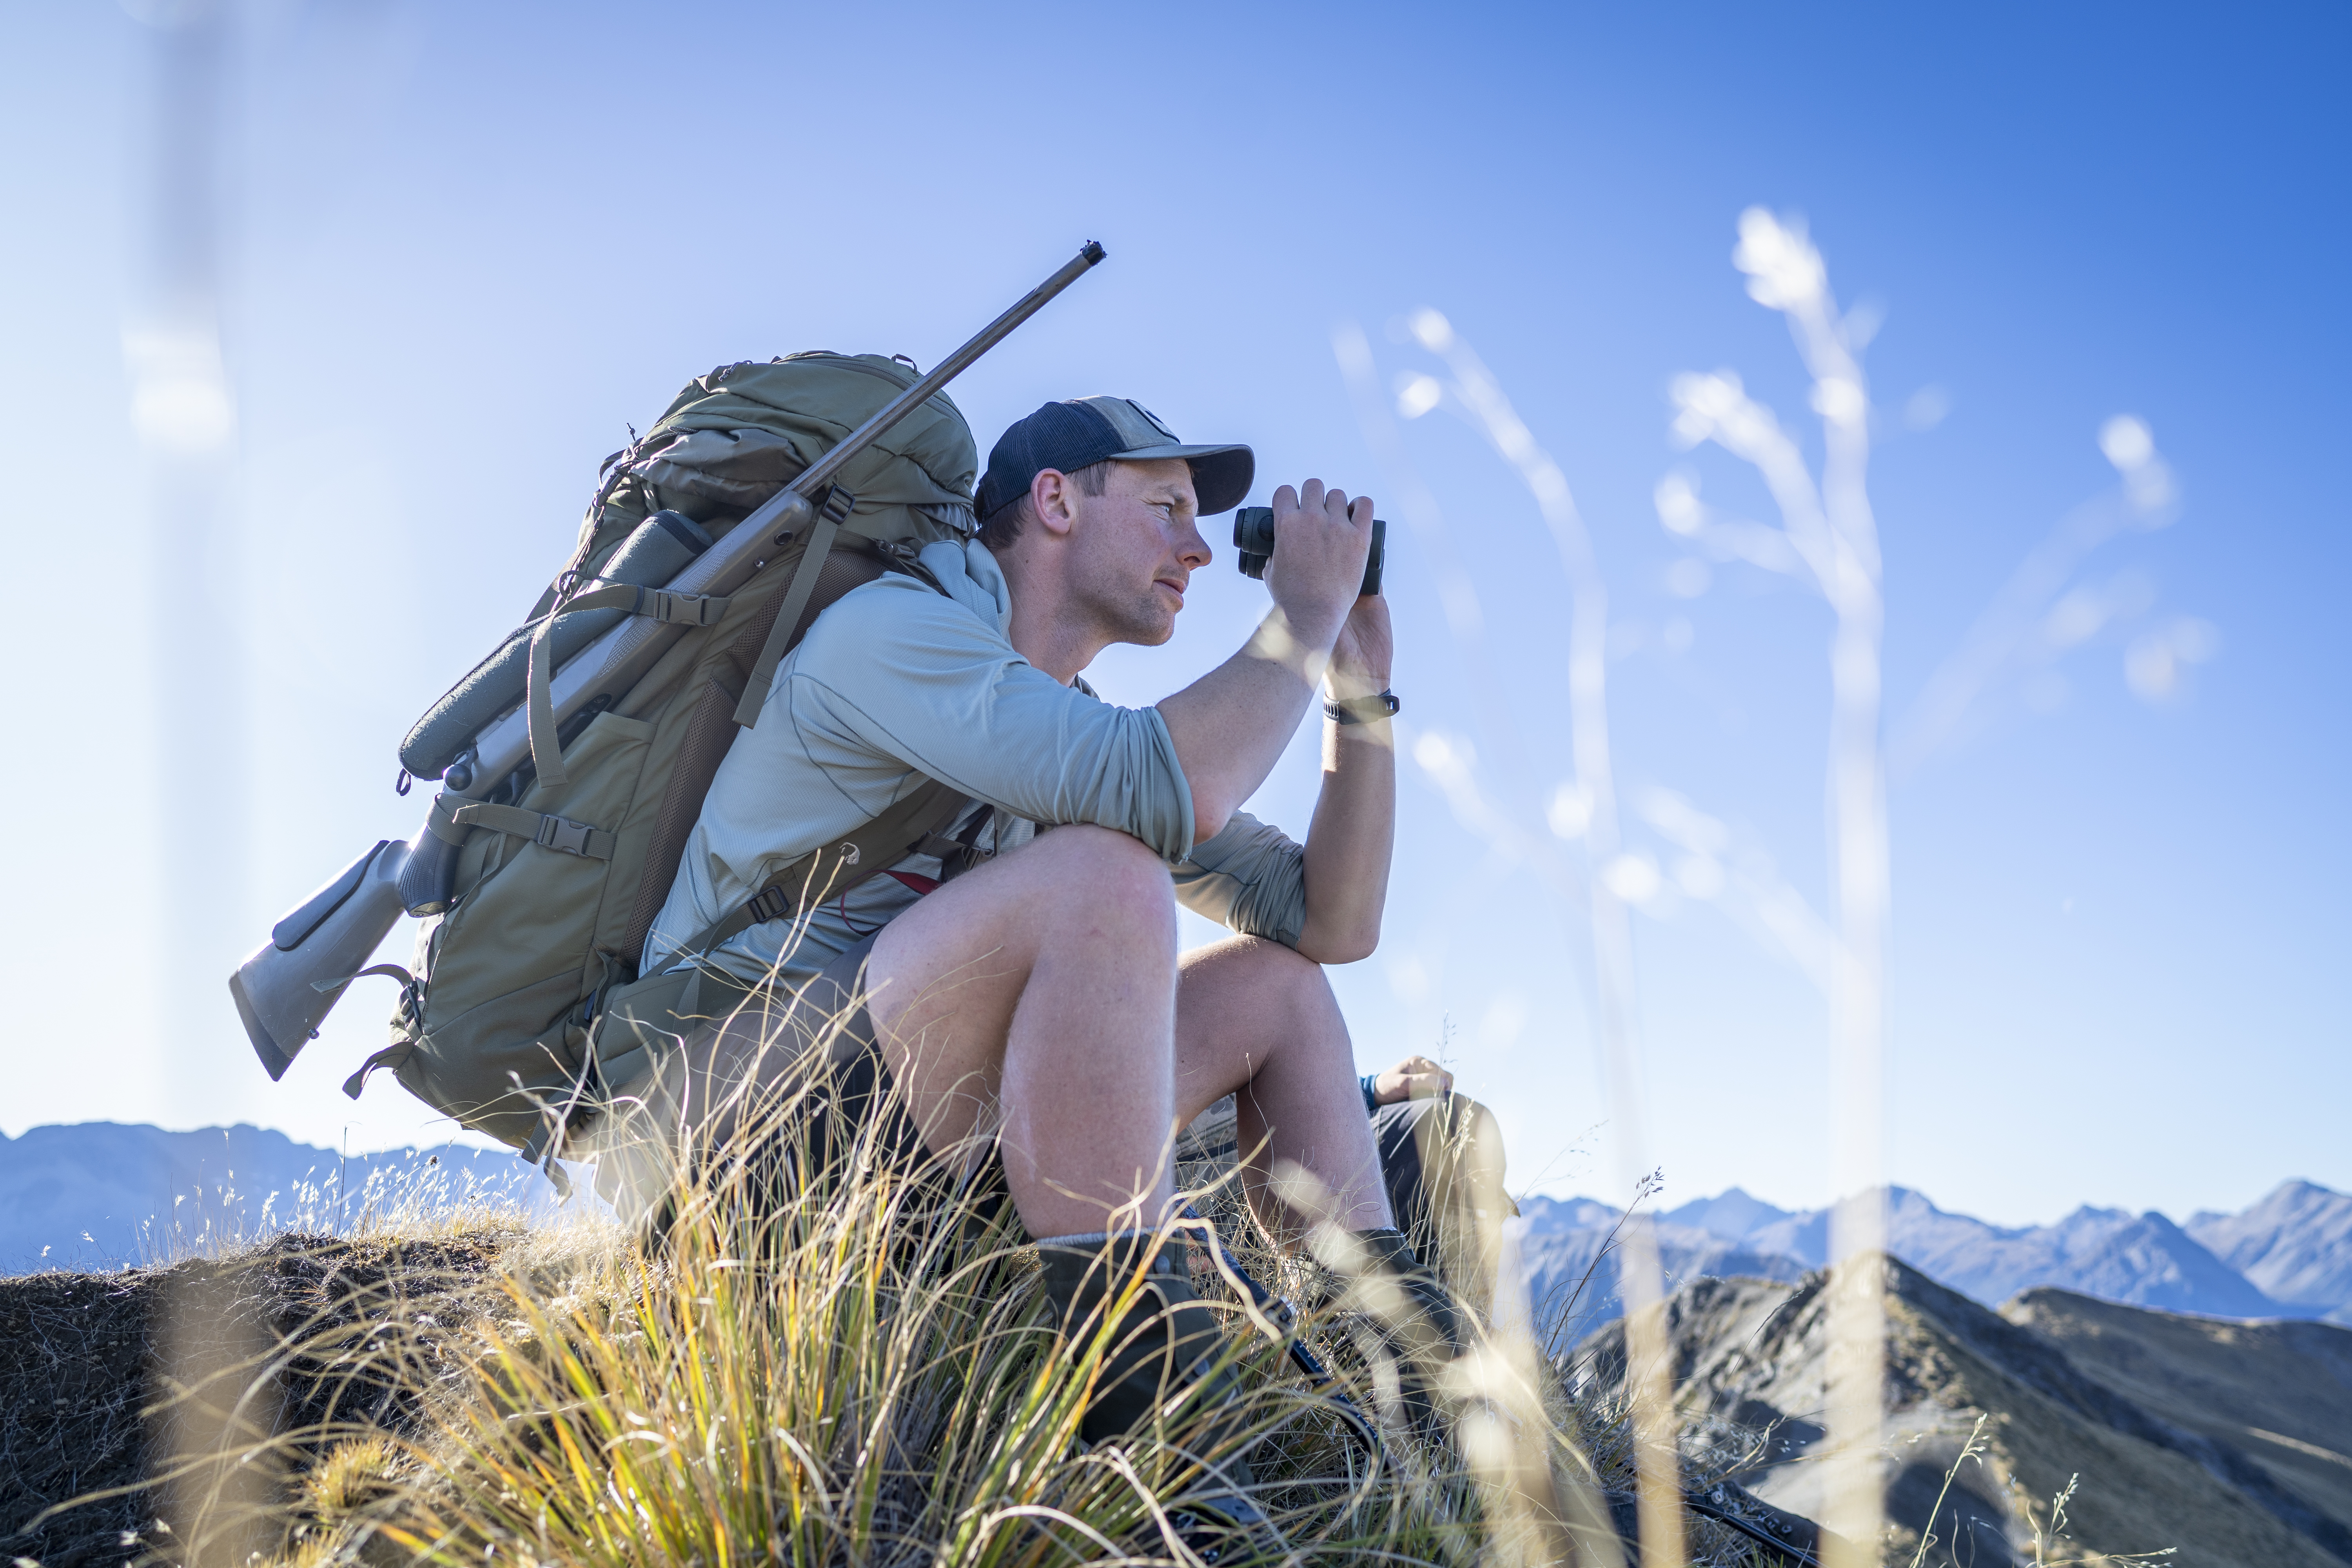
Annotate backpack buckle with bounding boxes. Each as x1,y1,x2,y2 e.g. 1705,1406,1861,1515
536,815,595,857
744,886,790,925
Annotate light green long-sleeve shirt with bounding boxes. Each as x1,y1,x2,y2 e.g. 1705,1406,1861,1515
642,538,1309,988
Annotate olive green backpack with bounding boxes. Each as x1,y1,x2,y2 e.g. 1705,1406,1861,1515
354,354,980,1163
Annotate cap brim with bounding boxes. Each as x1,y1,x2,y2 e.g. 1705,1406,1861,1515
1105,442,1254,515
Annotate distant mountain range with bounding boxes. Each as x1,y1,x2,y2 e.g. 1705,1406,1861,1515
1519,1180,2352,1339
2190,1181,2352,1319
0,1123,562,1272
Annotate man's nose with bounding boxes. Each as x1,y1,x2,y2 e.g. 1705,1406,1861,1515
1175,518,1212,571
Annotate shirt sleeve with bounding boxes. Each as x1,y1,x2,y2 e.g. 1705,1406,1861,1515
1171,810,1307,948
782,577,1197,860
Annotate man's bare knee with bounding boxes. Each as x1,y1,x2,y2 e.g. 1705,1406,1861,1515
1035,826,1178,950
1187,934,1338,1029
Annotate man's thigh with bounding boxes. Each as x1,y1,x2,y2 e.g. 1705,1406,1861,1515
861,864,1038,1147
865,823,1176,1149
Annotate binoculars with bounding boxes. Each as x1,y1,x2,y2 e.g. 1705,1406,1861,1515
1233,506,1386,598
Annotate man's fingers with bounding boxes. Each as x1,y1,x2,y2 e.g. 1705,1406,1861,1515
1271,483,1299,515
1351,495,1377,528
1299,477,1327,514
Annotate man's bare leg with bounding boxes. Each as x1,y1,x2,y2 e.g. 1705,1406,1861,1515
1174,935,1390,1240
862,825,1178,1237
863,826,1387,1242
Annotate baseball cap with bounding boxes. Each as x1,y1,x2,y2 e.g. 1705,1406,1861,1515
976,396,1254,521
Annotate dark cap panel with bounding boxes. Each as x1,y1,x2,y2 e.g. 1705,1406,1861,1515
979,397,1254,520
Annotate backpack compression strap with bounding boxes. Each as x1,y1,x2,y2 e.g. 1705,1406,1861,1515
525,583,731,789
668,775,972,961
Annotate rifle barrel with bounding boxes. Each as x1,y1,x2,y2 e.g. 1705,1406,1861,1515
795,240,1105,500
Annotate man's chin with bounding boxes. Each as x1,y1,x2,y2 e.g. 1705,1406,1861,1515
1112,609,1179,648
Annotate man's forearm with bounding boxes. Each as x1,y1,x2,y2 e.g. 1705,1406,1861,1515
1296,706,1395,964
1156,606,1339,841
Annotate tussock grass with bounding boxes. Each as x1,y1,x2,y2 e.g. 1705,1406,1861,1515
112,1140,561,1275
16,1082,1791,1567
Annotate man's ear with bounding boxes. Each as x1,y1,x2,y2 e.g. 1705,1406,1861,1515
1030,468,1080,538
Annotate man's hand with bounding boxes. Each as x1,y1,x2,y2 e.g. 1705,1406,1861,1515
1262,479,1376,653
1157,478,1379,841
1373,1054,1454,1105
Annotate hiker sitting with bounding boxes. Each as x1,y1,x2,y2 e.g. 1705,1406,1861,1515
585,396,1463,1519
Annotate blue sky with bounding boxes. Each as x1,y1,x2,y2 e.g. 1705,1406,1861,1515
2,1,2343,1228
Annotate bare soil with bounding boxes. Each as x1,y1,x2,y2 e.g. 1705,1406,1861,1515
0,1229,513,1568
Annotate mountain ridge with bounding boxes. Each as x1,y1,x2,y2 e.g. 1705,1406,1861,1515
1522,1178,2352,1331
0,1122,559,1273
9,1122,2348,1333
2190,1180,2352,1322
1573,1256,2352,1568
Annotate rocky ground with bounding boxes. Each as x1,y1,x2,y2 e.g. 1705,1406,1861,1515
1574,1255,2352,1567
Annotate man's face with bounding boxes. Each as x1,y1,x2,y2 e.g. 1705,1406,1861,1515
1065,457,1212,647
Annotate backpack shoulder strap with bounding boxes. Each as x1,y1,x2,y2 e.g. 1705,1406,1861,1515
731,515,961,731
669,775,971,962
671,540,977,963
732,486,862,730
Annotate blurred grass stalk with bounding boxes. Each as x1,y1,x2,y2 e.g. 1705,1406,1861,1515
1683,208,1889,1568
1339,206,1907,1566
131,7,259,1546
1339,319,1680,1568
125,0,248,1117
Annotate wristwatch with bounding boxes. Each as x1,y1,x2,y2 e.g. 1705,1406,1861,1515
1325,690,1401,725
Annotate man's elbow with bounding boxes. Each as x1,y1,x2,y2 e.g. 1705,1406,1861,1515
1188,787,1236,847
1296,913,1382,966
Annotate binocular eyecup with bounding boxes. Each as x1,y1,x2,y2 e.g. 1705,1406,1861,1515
1232,506,1386,597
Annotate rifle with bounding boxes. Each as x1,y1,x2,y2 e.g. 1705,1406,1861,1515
230,242,1108,1080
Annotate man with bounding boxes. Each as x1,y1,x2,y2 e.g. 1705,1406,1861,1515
599,396,1457,1526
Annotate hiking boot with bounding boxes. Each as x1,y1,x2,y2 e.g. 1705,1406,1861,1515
1344,1226,1466,1440
1036,1230,1277,1555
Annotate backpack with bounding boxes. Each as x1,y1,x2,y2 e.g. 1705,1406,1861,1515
356,354,981,1161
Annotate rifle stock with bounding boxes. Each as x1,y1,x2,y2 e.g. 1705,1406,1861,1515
230,835,413,1079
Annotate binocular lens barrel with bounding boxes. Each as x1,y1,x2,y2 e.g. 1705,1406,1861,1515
1232,506,1386,598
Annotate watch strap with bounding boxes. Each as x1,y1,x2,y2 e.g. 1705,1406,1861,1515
1325,690,1400,725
